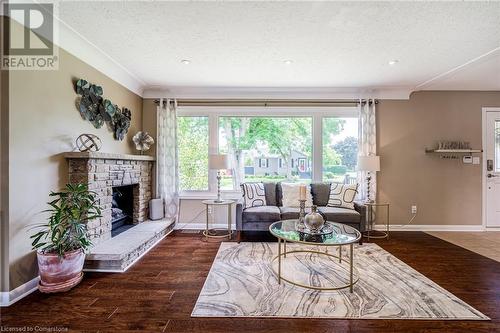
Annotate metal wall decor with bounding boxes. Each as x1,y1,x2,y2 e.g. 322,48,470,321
132,131,155,154
75,134,102,152
75,79,132,141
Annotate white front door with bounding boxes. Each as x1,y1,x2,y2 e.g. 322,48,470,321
485,109,500,227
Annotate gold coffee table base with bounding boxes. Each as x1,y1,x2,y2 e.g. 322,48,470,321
271,247,359,292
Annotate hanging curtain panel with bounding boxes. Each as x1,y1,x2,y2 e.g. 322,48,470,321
357,99,377,201
157,98,179,221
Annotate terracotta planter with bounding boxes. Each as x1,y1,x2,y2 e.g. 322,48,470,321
37,248,85,293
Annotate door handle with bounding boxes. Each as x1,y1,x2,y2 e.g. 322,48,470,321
487,174,499,178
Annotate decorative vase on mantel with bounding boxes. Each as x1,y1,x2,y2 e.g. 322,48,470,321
304,205,325,233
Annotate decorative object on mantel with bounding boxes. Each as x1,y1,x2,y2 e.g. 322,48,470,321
31,183,101,293
75,79,132,141
75,133,102,152
425,141,482,159
132,131,155,154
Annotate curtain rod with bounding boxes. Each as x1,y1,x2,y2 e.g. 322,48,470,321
153,99,378,107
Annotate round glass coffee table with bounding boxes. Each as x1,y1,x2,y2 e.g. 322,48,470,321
269,219,361,292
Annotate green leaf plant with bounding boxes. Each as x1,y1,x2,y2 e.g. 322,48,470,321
30,183,102,257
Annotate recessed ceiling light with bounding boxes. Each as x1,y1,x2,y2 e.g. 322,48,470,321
180,59,191,65
283,59,293,65
388,60,399,65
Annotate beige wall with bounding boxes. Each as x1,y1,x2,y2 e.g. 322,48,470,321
377,91,500,226
7,43,143,289
142,99,157,158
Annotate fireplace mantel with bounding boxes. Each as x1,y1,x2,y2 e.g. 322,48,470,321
64,151,155,161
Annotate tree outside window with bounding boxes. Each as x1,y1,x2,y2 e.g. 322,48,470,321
177,116,209,191
219,117,319,189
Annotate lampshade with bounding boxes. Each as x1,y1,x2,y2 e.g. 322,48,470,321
209,154,229,170
357,155,380,172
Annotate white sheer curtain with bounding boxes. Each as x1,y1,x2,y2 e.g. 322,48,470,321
357,98,377,201
157,98,179,221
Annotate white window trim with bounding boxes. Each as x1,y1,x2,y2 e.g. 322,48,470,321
177,106,358,198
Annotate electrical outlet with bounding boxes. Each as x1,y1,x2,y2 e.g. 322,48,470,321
208,206,213,214
411,205,417,214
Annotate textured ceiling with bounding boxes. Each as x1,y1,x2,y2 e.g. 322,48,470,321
58,1,500,92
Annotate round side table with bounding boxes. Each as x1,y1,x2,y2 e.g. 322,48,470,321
362,202,390,240
202,199,235,240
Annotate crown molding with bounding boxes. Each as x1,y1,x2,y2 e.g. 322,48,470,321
142,86,413,100
55,17,145,96
7,0,146,96
416,46,500,91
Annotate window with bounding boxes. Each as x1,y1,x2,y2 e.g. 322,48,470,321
175,108,358,196
177,116,209,191
259,158,268,168
322,117,358,183
218,117,312,190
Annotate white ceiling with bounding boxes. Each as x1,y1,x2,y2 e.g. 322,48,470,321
53,1,500,97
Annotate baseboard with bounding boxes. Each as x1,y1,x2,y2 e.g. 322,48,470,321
0,276,40,307
373,224,485,232
179,223,486,232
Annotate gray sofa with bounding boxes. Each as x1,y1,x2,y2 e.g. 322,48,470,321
236,182,366,242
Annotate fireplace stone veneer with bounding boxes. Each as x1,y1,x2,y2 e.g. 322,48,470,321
65,152,155,244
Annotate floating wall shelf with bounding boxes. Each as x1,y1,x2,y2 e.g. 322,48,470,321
425,149,482,154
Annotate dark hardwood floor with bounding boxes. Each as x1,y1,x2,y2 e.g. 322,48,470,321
1,231,500,332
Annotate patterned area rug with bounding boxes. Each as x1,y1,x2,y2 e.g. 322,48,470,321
192,242,488,320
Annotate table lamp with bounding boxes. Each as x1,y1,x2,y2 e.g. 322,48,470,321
357,155,380,203
209,154,229,203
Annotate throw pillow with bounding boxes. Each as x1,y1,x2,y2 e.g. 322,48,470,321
281,183,313,207
327,183,358,210
240,183,267,209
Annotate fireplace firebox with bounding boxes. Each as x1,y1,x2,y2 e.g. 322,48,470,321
111,184,136,237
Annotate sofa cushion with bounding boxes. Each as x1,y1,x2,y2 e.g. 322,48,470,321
327,183,358,210
242,206,281,223
241,183,267,208
279,206,312,220
263,182,278,206
280,183,313,207
317,206,361,224
310,182,331,206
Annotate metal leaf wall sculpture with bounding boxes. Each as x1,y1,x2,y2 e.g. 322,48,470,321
132,131,155,152
76,79,104,129
75,79,132,141
112,107,132,141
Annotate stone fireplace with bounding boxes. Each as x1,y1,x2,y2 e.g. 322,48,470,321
65,152,155,244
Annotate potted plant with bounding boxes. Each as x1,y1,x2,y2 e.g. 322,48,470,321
31,183,101,293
